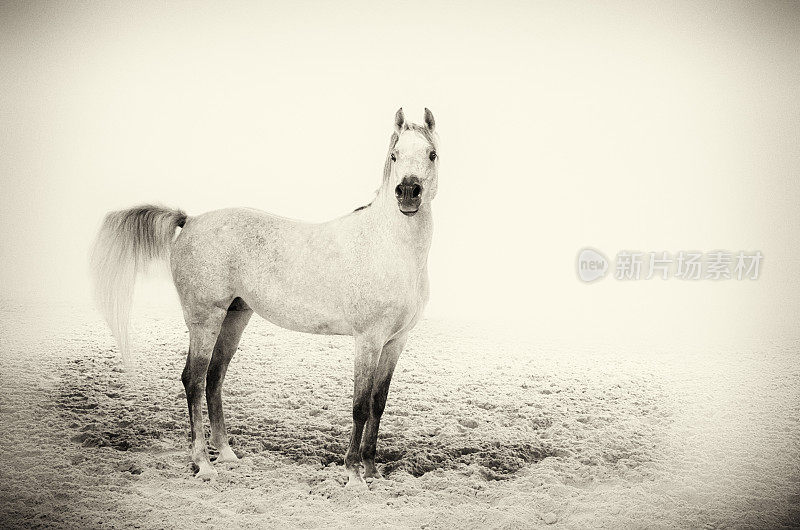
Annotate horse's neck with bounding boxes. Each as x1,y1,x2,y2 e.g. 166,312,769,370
366,187,433,263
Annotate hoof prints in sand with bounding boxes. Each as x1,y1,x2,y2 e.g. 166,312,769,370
56,350,558,480
232,420,555,479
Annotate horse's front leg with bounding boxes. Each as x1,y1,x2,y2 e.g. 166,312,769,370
360,333,407,479
344,334,382,488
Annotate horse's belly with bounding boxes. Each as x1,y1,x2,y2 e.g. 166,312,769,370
241,283,423,339
244,291,353,336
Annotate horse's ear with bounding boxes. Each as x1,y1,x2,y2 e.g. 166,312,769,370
423,108,435,132
394,107,406,133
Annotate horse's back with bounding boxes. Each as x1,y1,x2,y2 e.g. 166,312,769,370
174,207,313,255
170,208,305,303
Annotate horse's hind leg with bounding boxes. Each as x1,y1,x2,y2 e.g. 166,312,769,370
181,305,228,480
360,333,407,479
206,300,252,463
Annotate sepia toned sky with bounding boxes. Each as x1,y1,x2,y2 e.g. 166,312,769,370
1,1,798,348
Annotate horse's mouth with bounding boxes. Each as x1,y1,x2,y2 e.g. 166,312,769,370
398,198,421,216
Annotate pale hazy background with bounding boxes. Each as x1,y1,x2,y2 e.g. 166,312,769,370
1,1,798,349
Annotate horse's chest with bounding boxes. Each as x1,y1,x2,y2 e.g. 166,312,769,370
346,257,428,331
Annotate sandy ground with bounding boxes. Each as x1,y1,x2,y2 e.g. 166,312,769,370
1,298,798,529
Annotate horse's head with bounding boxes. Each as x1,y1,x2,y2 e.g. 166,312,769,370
386,108,439,217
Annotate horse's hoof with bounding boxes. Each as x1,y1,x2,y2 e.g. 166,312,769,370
345,471,367,490
216,447,240,463
363,465,383,480
195,463,218,481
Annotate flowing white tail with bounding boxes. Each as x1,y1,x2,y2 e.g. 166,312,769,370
90,205,187,365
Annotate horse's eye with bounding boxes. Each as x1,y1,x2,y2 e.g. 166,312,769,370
429,151,437,161
391,153,396,162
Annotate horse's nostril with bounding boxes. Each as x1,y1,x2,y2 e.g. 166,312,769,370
411,184,422,198
395,185,403,198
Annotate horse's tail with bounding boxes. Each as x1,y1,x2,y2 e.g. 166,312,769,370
90,205,187,366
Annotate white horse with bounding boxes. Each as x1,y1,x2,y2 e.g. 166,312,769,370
91,108,439,487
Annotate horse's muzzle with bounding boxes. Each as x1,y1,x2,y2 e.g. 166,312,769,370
395,176,422,216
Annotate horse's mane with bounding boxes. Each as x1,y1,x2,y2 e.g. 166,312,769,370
353,132,399,213
382,132,400,183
